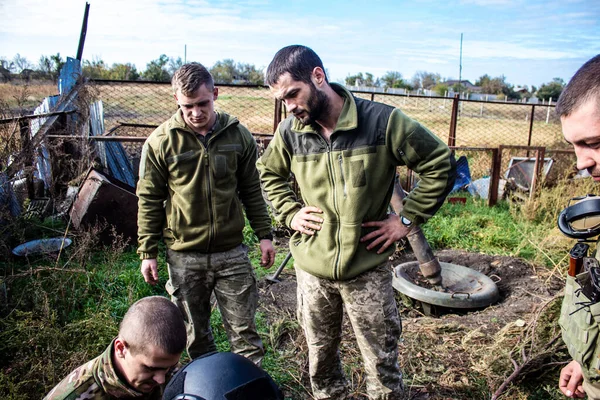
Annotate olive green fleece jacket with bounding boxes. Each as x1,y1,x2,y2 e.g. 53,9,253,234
137,110,272,259
256,83,456,280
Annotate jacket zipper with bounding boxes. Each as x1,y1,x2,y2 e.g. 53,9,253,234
322,137,342,280
338,154,347,198
203,147,214,252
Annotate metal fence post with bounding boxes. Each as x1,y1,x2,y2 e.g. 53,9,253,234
527,104,535,147
448,94,460,147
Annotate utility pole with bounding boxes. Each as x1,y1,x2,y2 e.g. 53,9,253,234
184,44,187,64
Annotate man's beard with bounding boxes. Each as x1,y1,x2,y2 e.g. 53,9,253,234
298,83,330,128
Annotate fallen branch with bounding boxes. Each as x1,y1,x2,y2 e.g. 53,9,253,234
491,296,564,400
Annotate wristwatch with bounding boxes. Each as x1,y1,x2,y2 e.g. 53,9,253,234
258,233,274,241
400,216,413,227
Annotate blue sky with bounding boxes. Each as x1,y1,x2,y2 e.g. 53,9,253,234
1,0,598,88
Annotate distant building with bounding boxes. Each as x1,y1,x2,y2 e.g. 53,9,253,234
445,80,482,93
513,86,529,94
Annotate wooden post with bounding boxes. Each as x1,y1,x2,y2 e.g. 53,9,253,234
448,94,460,147
489,147,502,207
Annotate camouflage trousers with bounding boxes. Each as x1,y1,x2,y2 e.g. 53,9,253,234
296,264,404,400
165,245,264,364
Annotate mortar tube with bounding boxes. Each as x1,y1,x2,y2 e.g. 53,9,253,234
390,176,443,287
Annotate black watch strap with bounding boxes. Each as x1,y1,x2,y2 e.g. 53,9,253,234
258,233,274,241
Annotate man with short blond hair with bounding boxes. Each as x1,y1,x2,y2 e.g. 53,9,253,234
137,62,275,364
44,296,186,399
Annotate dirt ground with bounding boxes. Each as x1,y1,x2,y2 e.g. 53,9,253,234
258,248,565,399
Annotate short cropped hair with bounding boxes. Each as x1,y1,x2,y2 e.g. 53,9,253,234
172,62,214,96
265,45,328,87
556,54,600,117
119,296,186,356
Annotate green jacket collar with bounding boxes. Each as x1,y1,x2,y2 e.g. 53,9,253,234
290,83,358,134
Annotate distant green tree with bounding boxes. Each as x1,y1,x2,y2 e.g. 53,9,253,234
537,78,565,101
381,71,412,90
210,59,237,83
209,59,264,84
50,53,65,77
168,57,183,76
82,57,110,79
501,84,519,101
142,54,171,82
12,53,32,73
108,63,139,80
451,83,465,93
411,71,441,89
433,83,449,96
475,74,505,94
381,71,403,88
38,55,53,77
345,72,377,86
237,63,264,85
37,53,64,80
345,72,364,86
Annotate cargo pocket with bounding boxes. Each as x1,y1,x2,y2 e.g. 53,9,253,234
560,274,600,370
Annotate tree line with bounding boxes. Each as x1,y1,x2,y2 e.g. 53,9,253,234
0,53,265,85
345,70,564,101
1,53,564,101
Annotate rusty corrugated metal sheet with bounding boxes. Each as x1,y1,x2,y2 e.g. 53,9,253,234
70,168,138,245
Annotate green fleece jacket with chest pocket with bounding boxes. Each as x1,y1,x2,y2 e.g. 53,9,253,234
137,110,272,259
256,83,456,280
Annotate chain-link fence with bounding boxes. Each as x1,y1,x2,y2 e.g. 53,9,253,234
356,91,564,150
91,80,275,136
90,81,565,152
0,80,574,207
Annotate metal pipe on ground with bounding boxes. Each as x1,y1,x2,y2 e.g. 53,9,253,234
266,251,292,283
390,175,443,287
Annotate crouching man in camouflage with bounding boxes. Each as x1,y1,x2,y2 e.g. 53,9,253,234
257,45,456,399
44,296,186,399
557,54,600,399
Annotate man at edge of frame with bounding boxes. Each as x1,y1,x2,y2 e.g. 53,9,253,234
556,53,600,399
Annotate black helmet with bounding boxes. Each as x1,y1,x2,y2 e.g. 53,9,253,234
163,351,284,400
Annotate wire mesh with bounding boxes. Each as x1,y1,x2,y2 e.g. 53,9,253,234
91,80,274,136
